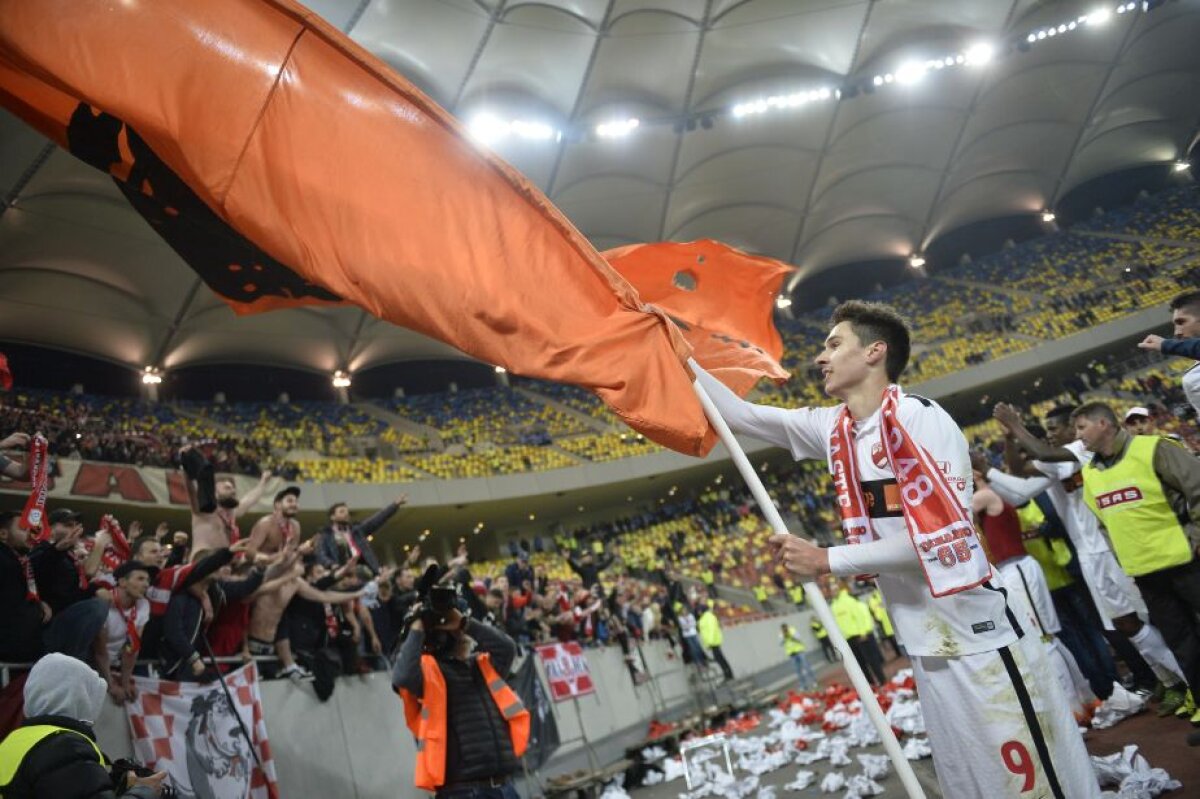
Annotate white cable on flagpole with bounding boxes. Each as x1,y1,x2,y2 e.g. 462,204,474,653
690,369,927,799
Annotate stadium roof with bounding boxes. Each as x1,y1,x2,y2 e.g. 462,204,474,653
2,0,1198,376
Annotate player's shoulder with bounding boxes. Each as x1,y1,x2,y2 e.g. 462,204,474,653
786,403,841,431
897,390,955,424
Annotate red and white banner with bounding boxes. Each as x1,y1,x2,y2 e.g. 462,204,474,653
126,663,279,799
536,641,596,702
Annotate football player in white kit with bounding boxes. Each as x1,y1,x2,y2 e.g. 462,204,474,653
694,300,1098,799
987,404,1190,715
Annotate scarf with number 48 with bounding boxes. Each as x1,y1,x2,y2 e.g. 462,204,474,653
830,386,990,597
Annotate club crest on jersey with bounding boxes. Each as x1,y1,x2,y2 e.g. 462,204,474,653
1096,487,1143,509
870,442,888,469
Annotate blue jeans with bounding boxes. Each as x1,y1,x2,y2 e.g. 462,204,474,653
790,652,817,689
436,781,518,799
1052,585,1119,700
43,598,107,664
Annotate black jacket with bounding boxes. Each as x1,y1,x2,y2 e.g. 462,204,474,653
567,554,613,590
28,542,90,615
0,543,45,662
393,620,520,783
2,715,154,799
313,503,400,575
160,563,263,677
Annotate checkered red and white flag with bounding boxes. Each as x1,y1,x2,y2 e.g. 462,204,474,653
126,663,279,799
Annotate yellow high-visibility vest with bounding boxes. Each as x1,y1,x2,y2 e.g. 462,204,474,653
0,725,107,790
1082,436,1193,577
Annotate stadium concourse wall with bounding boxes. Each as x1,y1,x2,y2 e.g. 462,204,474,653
0,303,1165,518
91,610,814,799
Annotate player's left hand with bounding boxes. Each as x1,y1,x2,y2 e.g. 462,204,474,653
767,533,830,578
1137,334,1164,352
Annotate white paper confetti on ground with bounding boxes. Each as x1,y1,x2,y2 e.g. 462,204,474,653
842,774,885,798
1092,744,1181,798
782,771,817,792
856,754,891,780
820,771,847,793
901,737,931,760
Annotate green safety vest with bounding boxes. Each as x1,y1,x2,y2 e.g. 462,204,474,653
700,570,715,585
1082,436,1193,577
811,620,828,639
753,585,768,602
867,590,894,637
1015,503,1074,592
829,590,873,639
0,724,107,790
788,585,805,604
782,627,806,656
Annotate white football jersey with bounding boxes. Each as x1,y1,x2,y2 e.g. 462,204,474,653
781,391,1020,657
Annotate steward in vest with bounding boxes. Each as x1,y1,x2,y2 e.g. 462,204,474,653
0,653,164,798
1073,401,1200,740
811,618,837,662
700,565,717,598
752,581,769,605
786,581,805,606
867,588,900,659
822,576,887,687
393,603,529,795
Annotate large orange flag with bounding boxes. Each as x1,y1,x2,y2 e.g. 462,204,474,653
0,0,716,454
604,241,792,396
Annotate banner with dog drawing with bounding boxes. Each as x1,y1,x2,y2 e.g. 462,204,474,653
125,663,279,799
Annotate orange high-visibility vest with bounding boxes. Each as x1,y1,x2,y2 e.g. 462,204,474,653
398,652,530,790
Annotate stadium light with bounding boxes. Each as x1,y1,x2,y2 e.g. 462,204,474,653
894,61,927,85
494,365,507,374
469,113,559,144
1041,210,1056,222
964,42,995,67
141,367,162,385
1087,8,1112,26
775,296,793,309
596,118,640,138
1173,160,1191,173
332,370,351,388
908,254,926,268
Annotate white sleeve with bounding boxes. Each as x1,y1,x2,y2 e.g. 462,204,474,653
693,364,832,460
986,468,1053,507
827,536,922,576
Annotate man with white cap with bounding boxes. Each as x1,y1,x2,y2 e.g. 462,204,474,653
0,653,165,797
1124,407,1155,437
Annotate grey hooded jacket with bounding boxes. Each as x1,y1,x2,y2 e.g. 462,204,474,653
1,653,158,798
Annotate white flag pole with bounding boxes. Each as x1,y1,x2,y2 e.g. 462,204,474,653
690,369,926,799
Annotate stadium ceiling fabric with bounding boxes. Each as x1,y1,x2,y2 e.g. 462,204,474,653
2,0,1198,375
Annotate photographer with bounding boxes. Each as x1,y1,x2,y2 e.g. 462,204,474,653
0,653,165,798
393,585,529,797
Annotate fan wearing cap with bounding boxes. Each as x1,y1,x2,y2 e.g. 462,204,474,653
1124,406,1183,444
102,561,151,705
1124,407,1155,437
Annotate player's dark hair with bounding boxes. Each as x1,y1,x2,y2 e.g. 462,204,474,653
1045,405,1076,421
1169,290,1200,314
830,300,912,382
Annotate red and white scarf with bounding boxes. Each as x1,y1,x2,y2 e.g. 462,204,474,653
20,434,49,539
830,386,990,597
